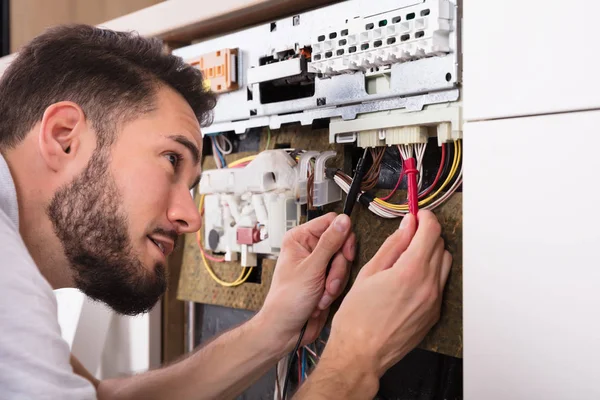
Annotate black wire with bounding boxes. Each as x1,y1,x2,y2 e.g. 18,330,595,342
282,321,308,400
282,149,368,399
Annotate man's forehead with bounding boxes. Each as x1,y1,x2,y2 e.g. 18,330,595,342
152,87,203,147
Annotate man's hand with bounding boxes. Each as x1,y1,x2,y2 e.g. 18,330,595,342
258,212,355,351
295,210,452,399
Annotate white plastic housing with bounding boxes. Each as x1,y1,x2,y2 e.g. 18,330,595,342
330,102,462,147
200,150,340,266
310,0,453,75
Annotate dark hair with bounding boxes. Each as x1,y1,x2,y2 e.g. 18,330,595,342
0,24,216,149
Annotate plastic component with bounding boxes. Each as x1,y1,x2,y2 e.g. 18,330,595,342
236,227,260,245
200,149,342,267
330,102,462,147
357,130,385,148
295,151,319,205
310,0,453,76
385,126,429,145
404,158,419,216
312,151,342,207
189,48,239,93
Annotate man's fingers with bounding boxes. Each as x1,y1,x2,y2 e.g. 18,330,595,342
342,232,356,263
307,214,351,269
288,212,337,252
439,250,452,294
318,251,350,310
429,237,445,278
407,210,442,259
358,213,417,278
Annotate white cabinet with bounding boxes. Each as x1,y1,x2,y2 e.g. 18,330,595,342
464,0,600,121
463,113,600,399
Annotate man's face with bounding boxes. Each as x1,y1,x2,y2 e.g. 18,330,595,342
48,87,202,315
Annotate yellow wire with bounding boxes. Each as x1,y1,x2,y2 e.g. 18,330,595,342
374,140,461,210
228,155,257,168
198,194,253,287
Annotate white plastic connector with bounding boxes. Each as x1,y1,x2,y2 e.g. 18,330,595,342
295,151,319,205
436,122,463,146
201,149,342,266
385,126,429,145
312,151,342,207
329,102,462,147
357,130,385,148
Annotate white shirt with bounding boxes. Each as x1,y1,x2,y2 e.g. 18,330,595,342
0,155,96,399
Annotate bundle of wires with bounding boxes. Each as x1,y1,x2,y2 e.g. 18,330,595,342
333,140,462,218
209,134,233,169
275,336,326,400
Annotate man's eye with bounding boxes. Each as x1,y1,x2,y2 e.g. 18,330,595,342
165,153,181,169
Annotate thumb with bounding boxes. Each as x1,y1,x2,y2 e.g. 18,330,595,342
306,214,351,270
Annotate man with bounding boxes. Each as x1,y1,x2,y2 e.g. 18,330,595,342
0,25,452,399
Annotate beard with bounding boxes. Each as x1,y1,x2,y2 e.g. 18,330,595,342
47,149,167,316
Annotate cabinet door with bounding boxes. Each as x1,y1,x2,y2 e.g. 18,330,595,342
464,0,600,121
464,112,600,399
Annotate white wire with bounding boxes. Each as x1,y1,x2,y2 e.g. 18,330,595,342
210,137,222,169
214,134,233,155
332,163,462,219
415,142,427,191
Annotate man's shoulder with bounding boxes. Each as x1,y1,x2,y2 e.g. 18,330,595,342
0,208,96,399
0,206,54,299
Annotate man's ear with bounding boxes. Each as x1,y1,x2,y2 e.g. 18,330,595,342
38,101,87,172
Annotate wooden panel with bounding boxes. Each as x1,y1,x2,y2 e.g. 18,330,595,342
178,126,463,358
9,0,164,52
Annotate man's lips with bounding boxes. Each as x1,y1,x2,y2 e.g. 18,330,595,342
148,235,175,257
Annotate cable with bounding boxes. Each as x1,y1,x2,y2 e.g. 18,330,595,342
228,155,257,168
266,127,271,150
214,134,233,155
379,150,404,201
198,195,253,286
374,140,461,210
418,143,446,199
332,140,462,218
282,322,307,399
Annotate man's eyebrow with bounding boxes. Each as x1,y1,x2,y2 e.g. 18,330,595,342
169,135,200,166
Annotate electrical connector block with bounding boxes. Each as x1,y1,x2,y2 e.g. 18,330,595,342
385,126,429,146
330,102,462,147
357,130,385,148
189,48,239,93
200,150,341,266
309,0,453,76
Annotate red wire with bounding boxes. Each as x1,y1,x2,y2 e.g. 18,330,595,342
380,170,405,201
199,243,225,262
380,150,405,201
418,143,446,199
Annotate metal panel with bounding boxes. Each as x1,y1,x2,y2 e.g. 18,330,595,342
174,0,459,136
